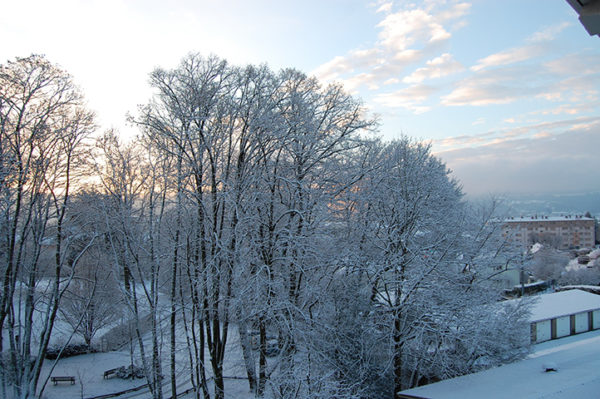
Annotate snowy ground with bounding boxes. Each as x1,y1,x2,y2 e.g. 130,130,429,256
4,281,255,399
39,351,142,399
400,329,600,398
38,327,254,399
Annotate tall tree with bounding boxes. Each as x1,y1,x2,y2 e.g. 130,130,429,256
56,190,123,348
0,55,95,398
338,138,529,397
95,130,170,399
136,54,237,399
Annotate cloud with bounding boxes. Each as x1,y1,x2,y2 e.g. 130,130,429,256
442,52,600,107
543,53,598,76
376,9,450,53
400,20,600,112
376,2,393,13
470,44,547,72
537,73,600,103
434,131,497,150
374,84,437,113
312,56,353,82
441,65,543,106
437,126,600,196
313,49,384,83
528,22,571,43
433,116,600,151
402,53,464,83
313,1,470,91
534,103,599,116
344,73,380,92
470,22,568,72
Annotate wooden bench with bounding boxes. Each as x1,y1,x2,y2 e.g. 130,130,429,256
51,376,75,385
103,367,120,379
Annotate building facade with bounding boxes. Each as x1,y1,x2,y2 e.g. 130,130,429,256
528,289,600,343
503,215,596,250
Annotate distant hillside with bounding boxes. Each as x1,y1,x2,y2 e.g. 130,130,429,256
477,192,600,218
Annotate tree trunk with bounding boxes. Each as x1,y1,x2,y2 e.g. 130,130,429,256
393,312,404,399
238,319,257,393
258,319,267,397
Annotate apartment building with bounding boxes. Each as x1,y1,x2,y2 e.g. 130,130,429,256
503,214,596,250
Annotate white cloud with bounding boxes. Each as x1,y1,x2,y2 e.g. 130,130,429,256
543,53,599,76
374,84,437,113
535,101,600,116
441,66,539,106
376,2,393,13
469,22,569,72
312,56,356,82
313,1,470,91
437,2,472,23
537,73,600,104
344,73,380,92
434,116,600,152
528,22,571,43
470,45,546,72
402,53,464,83
377,9,450,53
442,53,600,107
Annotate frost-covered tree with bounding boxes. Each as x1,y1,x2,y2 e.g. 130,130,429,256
56,191,123,348
334,138,530,397
529,246,569,282
82,51,530,399
58,255,121,347
135,54,273,399
131,53,378,399
0,55,95,398
94,130,169,398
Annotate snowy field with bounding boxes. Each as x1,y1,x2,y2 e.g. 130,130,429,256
39,351,252,399
400,329,600,398
4,281,255,399
38,327,253,399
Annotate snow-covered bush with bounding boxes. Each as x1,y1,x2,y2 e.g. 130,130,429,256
45,344,98,360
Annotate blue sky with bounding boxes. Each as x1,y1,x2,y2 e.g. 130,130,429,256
1,0,599,197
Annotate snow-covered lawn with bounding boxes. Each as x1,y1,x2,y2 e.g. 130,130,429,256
5,280,255,398
39,351,140,399
400,329,600,398
38,326,253,399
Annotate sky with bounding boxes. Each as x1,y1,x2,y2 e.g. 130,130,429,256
1,0,599,197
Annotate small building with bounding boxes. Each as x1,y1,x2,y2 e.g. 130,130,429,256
528,289,600,343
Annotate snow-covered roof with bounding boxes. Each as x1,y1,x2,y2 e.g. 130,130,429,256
400,330,600,399
557,285,600,295
504,215,594,223
528,289,600,322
